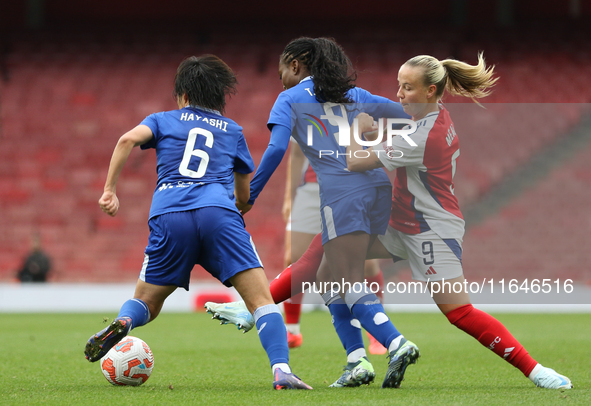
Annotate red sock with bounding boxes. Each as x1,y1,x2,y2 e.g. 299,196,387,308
446,304,538,376
365,270,384,301
283,294,303,324
270,233,324,304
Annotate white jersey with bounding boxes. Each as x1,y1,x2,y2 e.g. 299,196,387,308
373,105,464,240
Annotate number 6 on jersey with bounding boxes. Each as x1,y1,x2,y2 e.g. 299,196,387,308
179,128,214,178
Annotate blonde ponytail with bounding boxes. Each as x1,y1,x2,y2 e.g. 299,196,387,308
405,52,498,103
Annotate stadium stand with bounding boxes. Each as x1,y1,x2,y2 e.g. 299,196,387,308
0,24,590,285
462,138,591,283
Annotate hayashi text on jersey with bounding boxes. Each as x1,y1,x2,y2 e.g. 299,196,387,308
180,112,228,132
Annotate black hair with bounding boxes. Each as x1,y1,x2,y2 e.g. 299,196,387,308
281,37,356,103
173,55,237,114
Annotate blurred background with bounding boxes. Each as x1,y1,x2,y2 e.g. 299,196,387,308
0,1,590,304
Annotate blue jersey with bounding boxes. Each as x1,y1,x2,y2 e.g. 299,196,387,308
267,77,408,206
140,106,255,219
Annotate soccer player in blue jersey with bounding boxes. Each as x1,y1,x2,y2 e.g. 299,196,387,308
83,55,312,390
235,37,420,388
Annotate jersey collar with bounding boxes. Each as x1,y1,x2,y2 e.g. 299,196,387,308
299,76,313,84
188,105,222,116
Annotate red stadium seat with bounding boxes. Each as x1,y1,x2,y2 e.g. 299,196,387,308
1,28,589,283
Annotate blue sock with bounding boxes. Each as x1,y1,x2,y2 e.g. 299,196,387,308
327,298,365,356
117,299,151,330
345,289,401,350
321,290,365,357
253,304,289,367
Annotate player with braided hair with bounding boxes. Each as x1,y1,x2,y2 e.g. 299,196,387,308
218,37,420,389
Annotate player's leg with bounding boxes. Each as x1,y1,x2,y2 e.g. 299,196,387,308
432,277,572,389
229,267,312,389
317,241,376,387
316,253,374,387
370,226,425,387
205,230,322,333
363,259,387,355
206,260,318,333
322,187,419,388
84,213,188,362
269,232,324,303
132,279,177,322
283,230,315,348
283,295,304,347
204,217,393,332
364,260,384,299
282,226,301,346
330,239,391,362
84,281,176,362
283,236,304,347
401,228,572,390
323,231,418,388
201,207,311,390
270,226,393,305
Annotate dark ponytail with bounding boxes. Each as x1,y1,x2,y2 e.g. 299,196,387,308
281,37,356,103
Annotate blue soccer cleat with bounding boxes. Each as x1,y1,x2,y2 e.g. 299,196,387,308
204,301,254,333
273,369,313,390
84,317,132,362
382,338,420,388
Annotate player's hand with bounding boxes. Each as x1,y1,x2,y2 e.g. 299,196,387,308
99,190,120,216
355,113,379,137
236,201,253,216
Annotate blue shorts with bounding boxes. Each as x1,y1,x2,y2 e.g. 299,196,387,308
140,207,263,290
319,185,391,244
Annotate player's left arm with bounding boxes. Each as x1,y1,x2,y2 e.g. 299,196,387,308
99,125,153,216
346,113,384,172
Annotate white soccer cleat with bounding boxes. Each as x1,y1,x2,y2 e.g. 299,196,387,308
531,365,573,389
204,301,254,333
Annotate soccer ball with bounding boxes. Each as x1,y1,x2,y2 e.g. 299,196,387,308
100,336,154,386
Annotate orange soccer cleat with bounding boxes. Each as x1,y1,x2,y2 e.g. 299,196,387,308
367,332,387,355
287,331,303,349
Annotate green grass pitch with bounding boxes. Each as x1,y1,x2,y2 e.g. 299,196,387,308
1,312,589,405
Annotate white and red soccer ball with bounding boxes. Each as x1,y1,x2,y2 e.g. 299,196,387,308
100,336,154,386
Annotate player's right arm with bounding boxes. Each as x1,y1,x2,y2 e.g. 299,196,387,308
248,91,294,208
282,146,292,222
99,125,153,216
247,123,291,206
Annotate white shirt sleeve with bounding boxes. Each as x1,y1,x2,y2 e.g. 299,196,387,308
373,127,427,171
